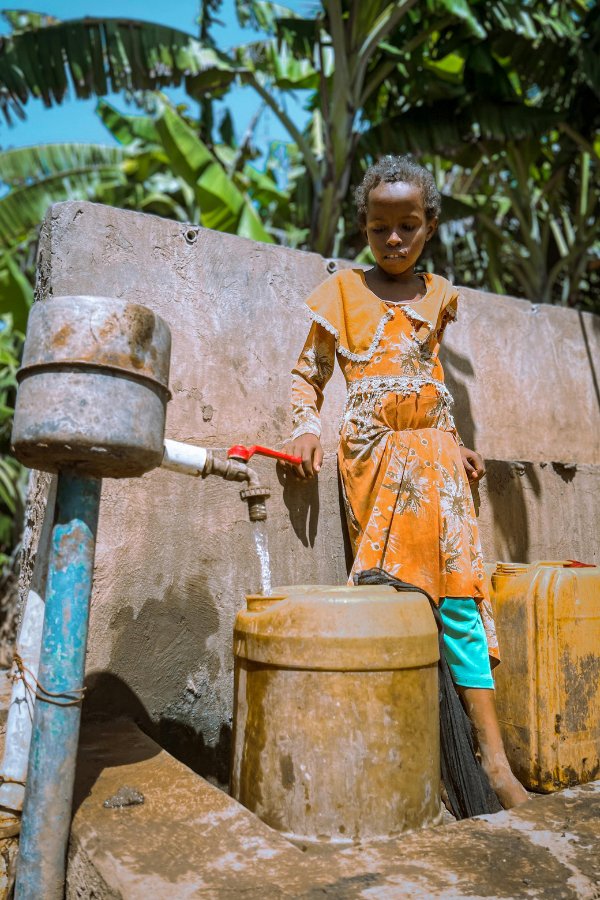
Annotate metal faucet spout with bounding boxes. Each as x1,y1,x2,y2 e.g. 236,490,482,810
205,450,271,521
161,440,270,521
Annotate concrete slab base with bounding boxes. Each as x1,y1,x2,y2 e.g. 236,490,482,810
68,718,600,899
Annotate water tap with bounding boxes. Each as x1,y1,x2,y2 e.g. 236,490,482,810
226,445,301,522
161,439,274,522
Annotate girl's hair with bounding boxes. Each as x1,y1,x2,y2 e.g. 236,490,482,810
355,156,441,229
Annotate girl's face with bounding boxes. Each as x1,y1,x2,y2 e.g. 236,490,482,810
365,181,437,278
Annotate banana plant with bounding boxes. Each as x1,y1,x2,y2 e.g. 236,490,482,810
0,142,129,252
233,0,592,255
150,99,274,241
430,136,599,308
0,2,592,259
233,0,484,254
98,96,286,241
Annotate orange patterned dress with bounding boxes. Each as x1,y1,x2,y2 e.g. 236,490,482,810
292,268,499,665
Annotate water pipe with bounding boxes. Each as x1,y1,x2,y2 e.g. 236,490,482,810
15,472,101,900
14,443,272,898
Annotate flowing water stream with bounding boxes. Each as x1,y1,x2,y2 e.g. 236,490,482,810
251,521,272,595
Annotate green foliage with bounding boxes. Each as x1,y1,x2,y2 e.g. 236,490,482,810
0,316,26,567
0,15,237,125
0,1,597,306
430,136,600,309
0,143,128,251
153,100,273,241
0,253,33,332
1,1,598,270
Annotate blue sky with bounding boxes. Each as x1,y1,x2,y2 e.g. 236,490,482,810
0,0,310,154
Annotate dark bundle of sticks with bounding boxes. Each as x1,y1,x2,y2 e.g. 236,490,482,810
354,568,502,819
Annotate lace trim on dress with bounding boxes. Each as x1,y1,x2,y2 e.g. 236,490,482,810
291,422,321,440
346,374,453,404
308,308,395,363
341,375,454,433
291,404,322,440
395,305,433,331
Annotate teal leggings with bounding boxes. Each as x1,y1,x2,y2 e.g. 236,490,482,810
439,597,494,689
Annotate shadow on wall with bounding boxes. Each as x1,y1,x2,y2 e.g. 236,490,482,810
276,462,354,576
483,461,540,563
440,342,540,562
84,471,351,787
578,310,600,415
276,464,320,548
440,346,476,450
440,344,539,564
83,671,233,789
91,566,235,787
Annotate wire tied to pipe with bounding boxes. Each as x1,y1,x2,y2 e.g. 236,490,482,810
0,775,25,787
11,652,86,708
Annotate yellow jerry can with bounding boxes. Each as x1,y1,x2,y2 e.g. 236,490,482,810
231,585,441,844
490,561,600,792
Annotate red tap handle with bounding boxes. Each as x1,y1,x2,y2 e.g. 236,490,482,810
227,444,302,466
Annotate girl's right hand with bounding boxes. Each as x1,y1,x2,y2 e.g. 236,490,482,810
282,434,324,479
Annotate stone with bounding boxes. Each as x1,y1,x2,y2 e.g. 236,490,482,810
102,786,145,809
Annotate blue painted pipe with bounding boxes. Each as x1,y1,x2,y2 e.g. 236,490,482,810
15,471,101,900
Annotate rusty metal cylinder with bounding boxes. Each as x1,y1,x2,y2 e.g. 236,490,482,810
490,560,600,792
231,585,441,845
12,296,171,478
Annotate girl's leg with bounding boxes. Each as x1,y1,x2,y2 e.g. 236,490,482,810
457,686,529,808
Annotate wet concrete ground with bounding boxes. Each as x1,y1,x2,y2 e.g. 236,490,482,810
66,718,600,899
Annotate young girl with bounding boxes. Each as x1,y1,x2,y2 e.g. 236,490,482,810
284,156,528,809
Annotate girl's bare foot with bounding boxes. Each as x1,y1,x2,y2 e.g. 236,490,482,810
480,756,529,808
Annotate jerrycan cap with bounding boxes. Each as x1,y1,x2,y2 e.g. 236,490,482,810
535,559,597,568
494,562,530,577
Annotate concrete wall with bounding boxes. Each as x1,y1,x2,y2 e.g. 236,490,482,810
21,201,600,782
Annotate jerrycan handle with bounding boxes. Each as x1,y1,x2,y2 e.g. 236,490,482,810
227,444,302,466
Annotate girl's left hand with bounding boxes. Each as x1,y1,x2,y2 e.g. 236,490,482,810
460,447,486,483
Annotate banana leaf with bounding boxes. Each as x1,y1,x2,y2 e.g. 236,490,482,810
96,99,161,147
234,0,297,33
2,9,60,33
0,18,239,123
0,165,127,250
0,260,31,333
0,142,126,186
361,101,563,158
154,103,273,242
